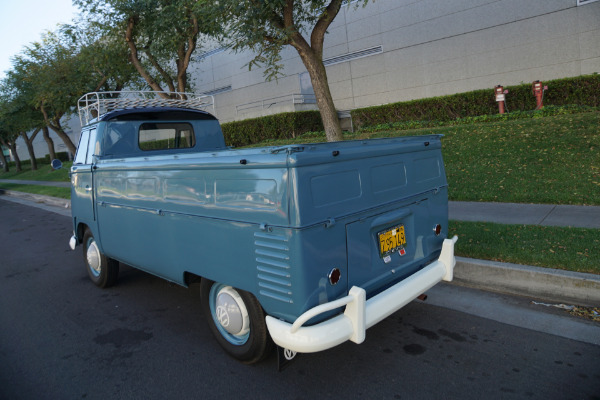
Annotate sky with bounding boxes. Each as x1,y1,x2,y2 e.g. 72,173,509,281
0,0,79,80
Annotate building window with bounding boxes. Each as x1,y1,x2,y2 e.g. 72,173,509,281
203,85,233,96
323,46,383,66
195,47,227,61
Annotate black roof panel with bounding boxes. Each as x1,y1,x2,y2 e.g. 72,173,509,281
101,107,217,122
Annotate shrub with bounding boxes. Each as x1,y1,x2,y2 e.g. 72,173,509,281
214,74,600,145
221,111,323,147
43,151,71,163
350,74,600,129
6,151,71,168
359,105,597,134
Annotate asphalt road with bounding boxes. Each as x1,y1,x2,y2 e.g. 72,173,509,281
1,199,599,400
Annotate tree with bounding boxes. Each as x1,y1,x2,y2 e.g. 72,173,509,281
203,0,369,142
0,79,45,170
0,130,22,172
0,80,42,170
42,126,57,162
75,0,218,98
0,143,9,173
7,137,22,172
1,74,57,165
9,27,137,156
0,122,13,172
11,33,85,155
19,130,41,170
61,20,139,93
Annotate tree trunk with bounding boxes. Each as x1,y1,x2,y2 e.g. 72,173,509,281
296,49,343,142
0,140,9,172
48,125,77,156
40,105,77,155
20,129,40,170
283,0,344,142
126,16,172,99
175,14,198,95
42,126,57,161
8,140,22,172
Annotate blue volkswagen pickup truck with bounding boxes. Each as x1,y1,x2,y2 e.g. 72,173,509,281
69,91,457,364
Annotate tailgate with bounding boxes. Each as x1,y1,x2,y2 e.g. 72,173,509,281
346,196,447,297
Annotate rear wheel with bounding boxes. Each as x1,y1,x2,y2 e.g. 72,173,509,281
200,279,273,363
82,228,119,288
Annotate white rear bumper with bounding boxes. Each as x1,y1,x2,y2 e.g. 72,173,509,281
265,236,458,353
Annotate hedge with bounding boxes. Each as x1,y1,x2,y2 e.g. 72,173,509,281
221,110,323,147
6,151,70,168
350,74,600,129
358,105,598,134
218,74,599,146
44,151,71,163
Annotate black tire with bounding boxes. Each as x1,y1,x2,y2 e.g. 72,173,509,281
200,279,273,363
82,228,119,288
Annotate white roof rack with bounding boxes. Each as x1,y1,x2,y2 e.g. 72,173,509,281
77,91,215,126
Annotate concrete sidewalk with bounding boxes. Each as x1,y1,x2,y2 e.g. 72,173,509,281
450,201,600,229
0,179,70,188
1,188,599,308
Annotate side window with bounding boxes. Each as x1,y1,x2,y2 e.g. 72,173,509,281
138,123,195,151
103,122,136,156
74,129,91,164
86,128,98,164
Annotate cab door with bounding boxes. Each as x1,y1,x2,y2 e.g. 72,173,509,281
71,127,98,229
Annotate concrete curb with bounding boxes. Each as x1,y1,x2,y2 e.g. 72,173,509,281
0,189,70,209
454,256,600,307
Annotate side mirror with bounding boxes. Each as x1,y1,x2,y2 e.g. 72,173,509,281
51,159,63,170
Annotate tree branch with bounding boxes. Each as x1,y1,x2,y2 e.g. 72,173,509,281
93,74,109,92
311,0,343,56
125,16,168,97
30,128,41,142
40,101,76,154
176,13,199,94
144,48,176,94
283,0,294,28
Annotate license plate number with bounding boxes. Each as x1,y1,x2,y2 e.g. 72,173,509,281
378,225,406,257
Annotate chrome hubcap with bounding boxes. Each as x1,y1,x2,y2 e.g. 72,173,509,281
86,241,101,276
215,286,250,336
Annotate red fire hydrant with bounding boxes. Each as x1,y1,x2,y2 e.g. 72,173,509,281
532,81,548,110
494,85,508,114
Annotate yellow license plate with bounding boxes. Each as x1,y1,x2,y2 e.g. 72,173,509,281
378,225,406,257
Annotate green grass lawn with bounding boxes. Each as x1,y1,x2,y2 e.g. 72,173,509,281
0,162,72,182
248,111,600,206
449,220,599,274
0,183,71,199
436,113,599,205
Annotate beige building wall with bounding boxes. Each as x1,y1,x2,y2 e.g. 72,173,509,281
12,0,600,160
190,0,600,122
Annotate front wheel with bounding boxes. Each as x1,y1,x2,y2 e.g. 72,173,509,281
200,279,273,363
82,228,119,288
